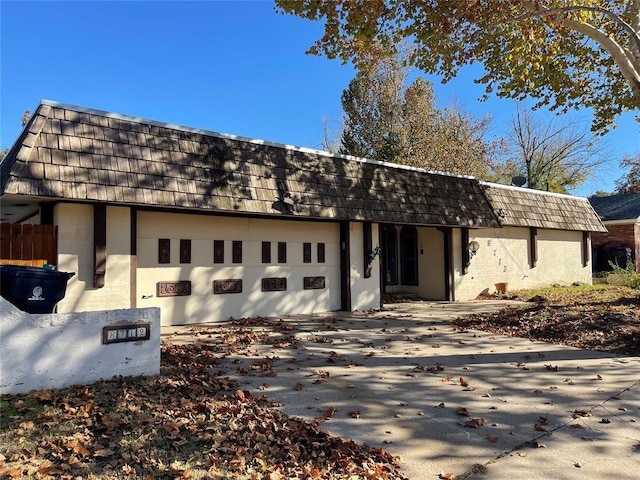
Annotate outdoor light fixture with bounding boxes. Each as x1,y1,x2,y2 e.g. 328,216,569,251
468,240,480,260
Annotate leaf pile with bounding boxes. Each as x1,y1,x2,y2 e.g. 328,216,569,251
455,285,640,355
0,340,407,479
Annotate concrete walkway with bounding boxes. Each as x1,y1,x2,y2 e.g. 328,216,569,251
162,301,640,480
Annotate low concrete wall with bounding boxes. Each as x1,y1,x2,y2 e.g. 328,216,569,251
0,298,160,395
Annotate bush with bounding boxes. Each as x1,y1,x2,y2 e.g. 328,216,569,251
608,261,640,289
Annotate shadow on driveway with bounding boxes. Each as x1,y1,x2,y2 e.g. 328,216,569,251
162,301,640,480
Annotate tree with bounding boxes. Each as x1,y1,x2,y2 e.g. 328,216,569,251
504,105,610,192
335,52,500,177
275,0,640,133
615,154,640,192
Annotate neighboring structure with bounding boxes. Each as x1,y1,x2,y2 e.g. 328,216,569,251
0,100,607,325
589,193,640,272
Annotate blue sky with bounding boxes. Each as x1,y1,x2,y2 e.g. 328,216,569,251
1,0,638,197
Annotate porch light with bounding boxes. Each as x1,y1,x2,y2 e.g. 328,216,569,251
468,240,480,260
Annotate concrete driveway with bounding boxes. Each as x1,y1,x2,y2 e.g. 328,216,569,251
162,301,640,480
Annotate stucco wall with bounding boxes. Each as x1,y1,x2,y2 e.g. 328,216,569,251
455,227,592,300
0,298,160,395
418,228,446,300
136,212,342,325
349,222,381,311
56,204,132,313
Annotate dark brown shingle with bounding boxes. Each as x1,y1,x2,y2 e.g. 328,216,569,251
1,101,502,228
2,101,600,233
482,183,606,232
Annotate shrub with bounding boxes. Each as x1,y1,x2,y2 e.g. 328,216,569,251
608,261,640,289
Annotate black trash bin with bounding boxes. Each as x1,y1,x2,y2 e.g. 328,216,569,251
0,265,75,314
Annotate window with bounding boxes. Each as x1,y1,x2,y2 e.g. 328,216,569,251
262,241,271,263
317,243,325,263
213,240,224,264
278,242,287,263
232,241,242,264
461,228,470,275
180,239,191,264
529,228,538,268
400,226,418,285
158,238,170,264
303,242,312,263
382,226,397,285
363,222,372,278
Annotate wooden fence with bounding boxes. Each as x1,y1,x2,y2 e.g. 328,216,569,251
0,223,58,267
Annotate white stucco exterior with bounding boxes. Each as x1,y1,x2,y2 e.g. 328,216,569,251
417,228,447,300
349,222,381,311
454,227,592,300
136,211,343,325
0,298,160,395
56,203,132,313
44,203,596,323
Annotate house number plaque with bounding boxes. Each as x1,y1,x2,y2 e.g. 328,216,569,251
303,276,325,290
103,323,151,344
157,281,191,297
262,277,287,292
213,279,242,294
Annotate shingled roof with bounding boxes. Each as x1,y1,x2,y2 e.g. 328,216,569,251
1,100,500,228
482,182,607,232
588,193,640,222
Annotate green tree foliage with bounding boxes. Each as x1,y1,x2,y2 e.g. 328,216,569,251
504,105,610,192
615,154,640,192
336,53,500,177
276,0,640,133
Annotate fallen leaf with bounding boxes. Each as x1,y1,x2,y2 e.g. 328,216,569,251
486,434,498,443
93,448,115,457
527,440,547,448
464,418,485,428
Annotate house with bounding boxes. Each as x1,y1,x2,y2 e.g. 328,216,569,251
589,193,640,272
0,100,606,325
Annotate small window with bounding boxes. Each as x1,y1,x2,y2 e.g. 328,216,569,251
262,241,271,263
158,238,170,264
400,226,418,285
529,228,538,268
213,240,224,264
317,243,325,263
303,242,312,263
383,227,397,285
232,241,242,264
180,239,191,264
278,242,287,263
